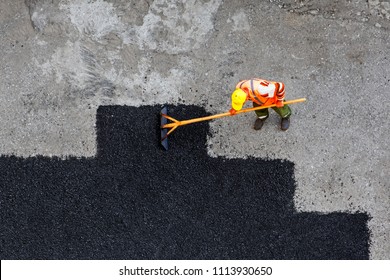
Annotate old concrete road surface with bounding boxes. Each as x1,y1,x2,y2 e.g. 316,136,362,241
0,0,389,259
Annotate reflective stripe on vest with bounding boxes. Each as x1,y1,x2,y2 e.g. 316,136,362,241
249,79,264,105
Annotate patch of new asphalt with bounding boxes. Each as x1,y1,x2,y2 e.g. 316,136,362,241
0,105,369,259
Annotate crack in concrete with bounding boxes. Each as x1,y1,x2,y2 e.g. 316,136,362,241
24,0,41,31
268,0,390,29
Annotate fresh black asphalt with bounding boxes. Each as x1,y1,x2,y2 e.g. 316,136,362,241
0,105,370,259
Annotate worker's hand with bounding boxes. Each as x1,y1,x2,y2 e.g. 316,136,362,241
276,100,284,108
229,108,237,115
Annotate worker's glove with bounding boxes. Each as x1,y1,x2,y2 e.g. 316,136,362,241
275,100,284,108
229,108,237,115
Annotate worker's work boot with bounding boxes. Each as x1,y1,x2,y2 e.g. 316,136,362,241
281,117,290,131
254,118,266,130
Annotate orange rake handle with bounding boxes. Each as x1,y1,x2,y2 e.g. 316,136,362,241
162,98,306,136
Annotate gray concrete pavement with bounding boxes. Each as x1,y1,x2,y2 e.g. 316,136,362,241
1,0,389,259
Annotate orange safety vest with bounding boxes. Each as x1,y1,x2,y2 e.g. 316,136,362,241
236,79,285,106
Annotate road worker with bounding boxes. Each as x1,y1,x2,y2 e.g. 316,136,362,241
229,78,291,131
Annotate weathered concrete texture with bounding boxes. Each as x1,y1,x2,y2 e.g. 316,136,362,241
0,0,389,259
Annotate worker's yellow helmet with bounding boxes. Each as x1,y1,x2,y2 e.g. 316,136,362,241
231,88,247,111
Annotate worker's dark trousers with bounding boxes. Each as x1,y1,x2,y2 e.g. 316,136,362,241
253,102,292,119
